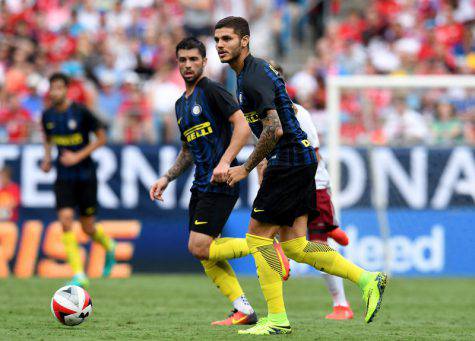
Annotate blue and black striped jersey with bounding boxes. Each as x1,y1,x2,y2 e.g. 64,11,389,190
41,102,103,181
236,54,317,167
175,77,240,196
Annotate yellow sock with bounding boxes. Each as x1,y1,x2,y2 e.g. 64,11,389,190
62,231,83,274
246,233,286,316
91,225,113,251
281,237,365,284
208,237,249,261
201,259,244,302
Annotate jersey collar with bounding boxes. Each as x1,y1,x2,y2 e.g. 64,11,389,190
184,76,207,100
52,102,73,114
242,54,253,71
196,76,207,87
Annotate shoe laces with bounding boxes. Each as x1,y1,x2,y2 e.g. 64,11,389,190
240,295,251,306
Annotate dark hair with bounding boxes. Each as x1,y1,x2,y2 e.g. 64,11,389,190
215,16,250,38
49,72,69,86
175,37,206,58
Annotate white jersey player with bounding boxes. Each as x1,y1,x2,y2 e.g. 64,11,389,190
291,103,330,189
293,103,354,320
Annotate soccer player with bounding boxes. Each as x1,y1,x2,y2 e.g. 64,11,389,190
41,73,116,288
149,37,258,326
268,61,354,319
214,17,387,335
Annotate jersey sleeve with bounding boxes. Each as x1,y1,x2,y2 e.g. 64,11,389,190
244,65,277,118
205,81,240,119
175,100,186,142
40,112,50,137
81,105,105,132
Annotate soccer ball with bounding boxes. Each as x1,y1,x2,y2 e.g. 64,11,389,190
51,285,93,326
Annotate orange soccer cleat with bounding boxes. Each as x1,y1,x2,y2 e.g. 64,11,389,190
325,305,354,320
328,227,349,246
211,309,258,326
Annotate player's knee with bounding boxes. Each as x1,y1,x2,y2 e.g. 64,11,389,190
188,242,210,260
82,224,95,236
58,210,74,230
79,216,96,235
248,219,278,239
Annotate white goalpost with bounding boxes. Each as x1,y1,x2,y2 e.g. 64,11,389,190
326,75,475,274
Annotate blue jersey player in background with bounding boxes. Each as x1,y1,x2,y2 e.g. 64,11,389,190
215,17,387,335
149,37,259,326
41,72,116,288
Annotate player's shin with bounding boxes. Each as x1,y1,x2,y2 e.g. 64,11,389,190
208,237,249,261
323,273,349,307
62,231,83,274
281,237,369,288
201,260,247,306
90,224,114,251
246,233,289,325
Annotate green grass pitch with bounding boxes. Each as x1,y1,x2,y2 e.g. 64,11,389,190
1,275,474,340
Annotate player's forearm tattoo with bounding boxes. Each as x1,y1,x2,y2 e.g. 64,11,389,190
243,110,282,173
164,143,193,182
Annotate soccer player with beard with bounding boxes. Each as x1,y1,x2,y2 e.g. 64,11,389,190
149,37,259,326
41,73,116,288
214,17,387,335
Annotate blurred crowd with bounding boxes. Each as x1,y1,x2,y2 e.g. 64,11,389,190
289,0,475,146
0,0,474,146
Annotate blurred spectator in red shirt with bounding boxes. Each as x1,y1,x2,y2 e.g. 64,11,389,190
339,10,366,43
435,9,464,48
0,94,32,143
375,0,402,21
0,166,20,222
4,46,31,95
39,29,76,64
66,76,89,105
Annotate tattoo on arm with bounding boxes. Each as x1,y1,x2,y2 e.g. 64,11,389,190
164,142,193,181
243,110,282,172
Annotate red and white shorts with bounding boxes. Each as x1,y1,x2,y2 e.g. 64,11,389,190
308,188,339,241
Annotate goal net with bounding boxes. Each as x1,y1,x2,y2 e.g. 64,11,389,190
325,75,475,276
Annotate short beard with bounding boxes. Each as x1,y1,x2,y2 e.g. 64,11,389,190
183,69,203,85
52,97,67,107
224,46,243,65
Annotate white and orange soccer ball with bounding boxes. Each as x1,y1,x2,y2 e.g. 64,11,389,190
51,285,93,326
